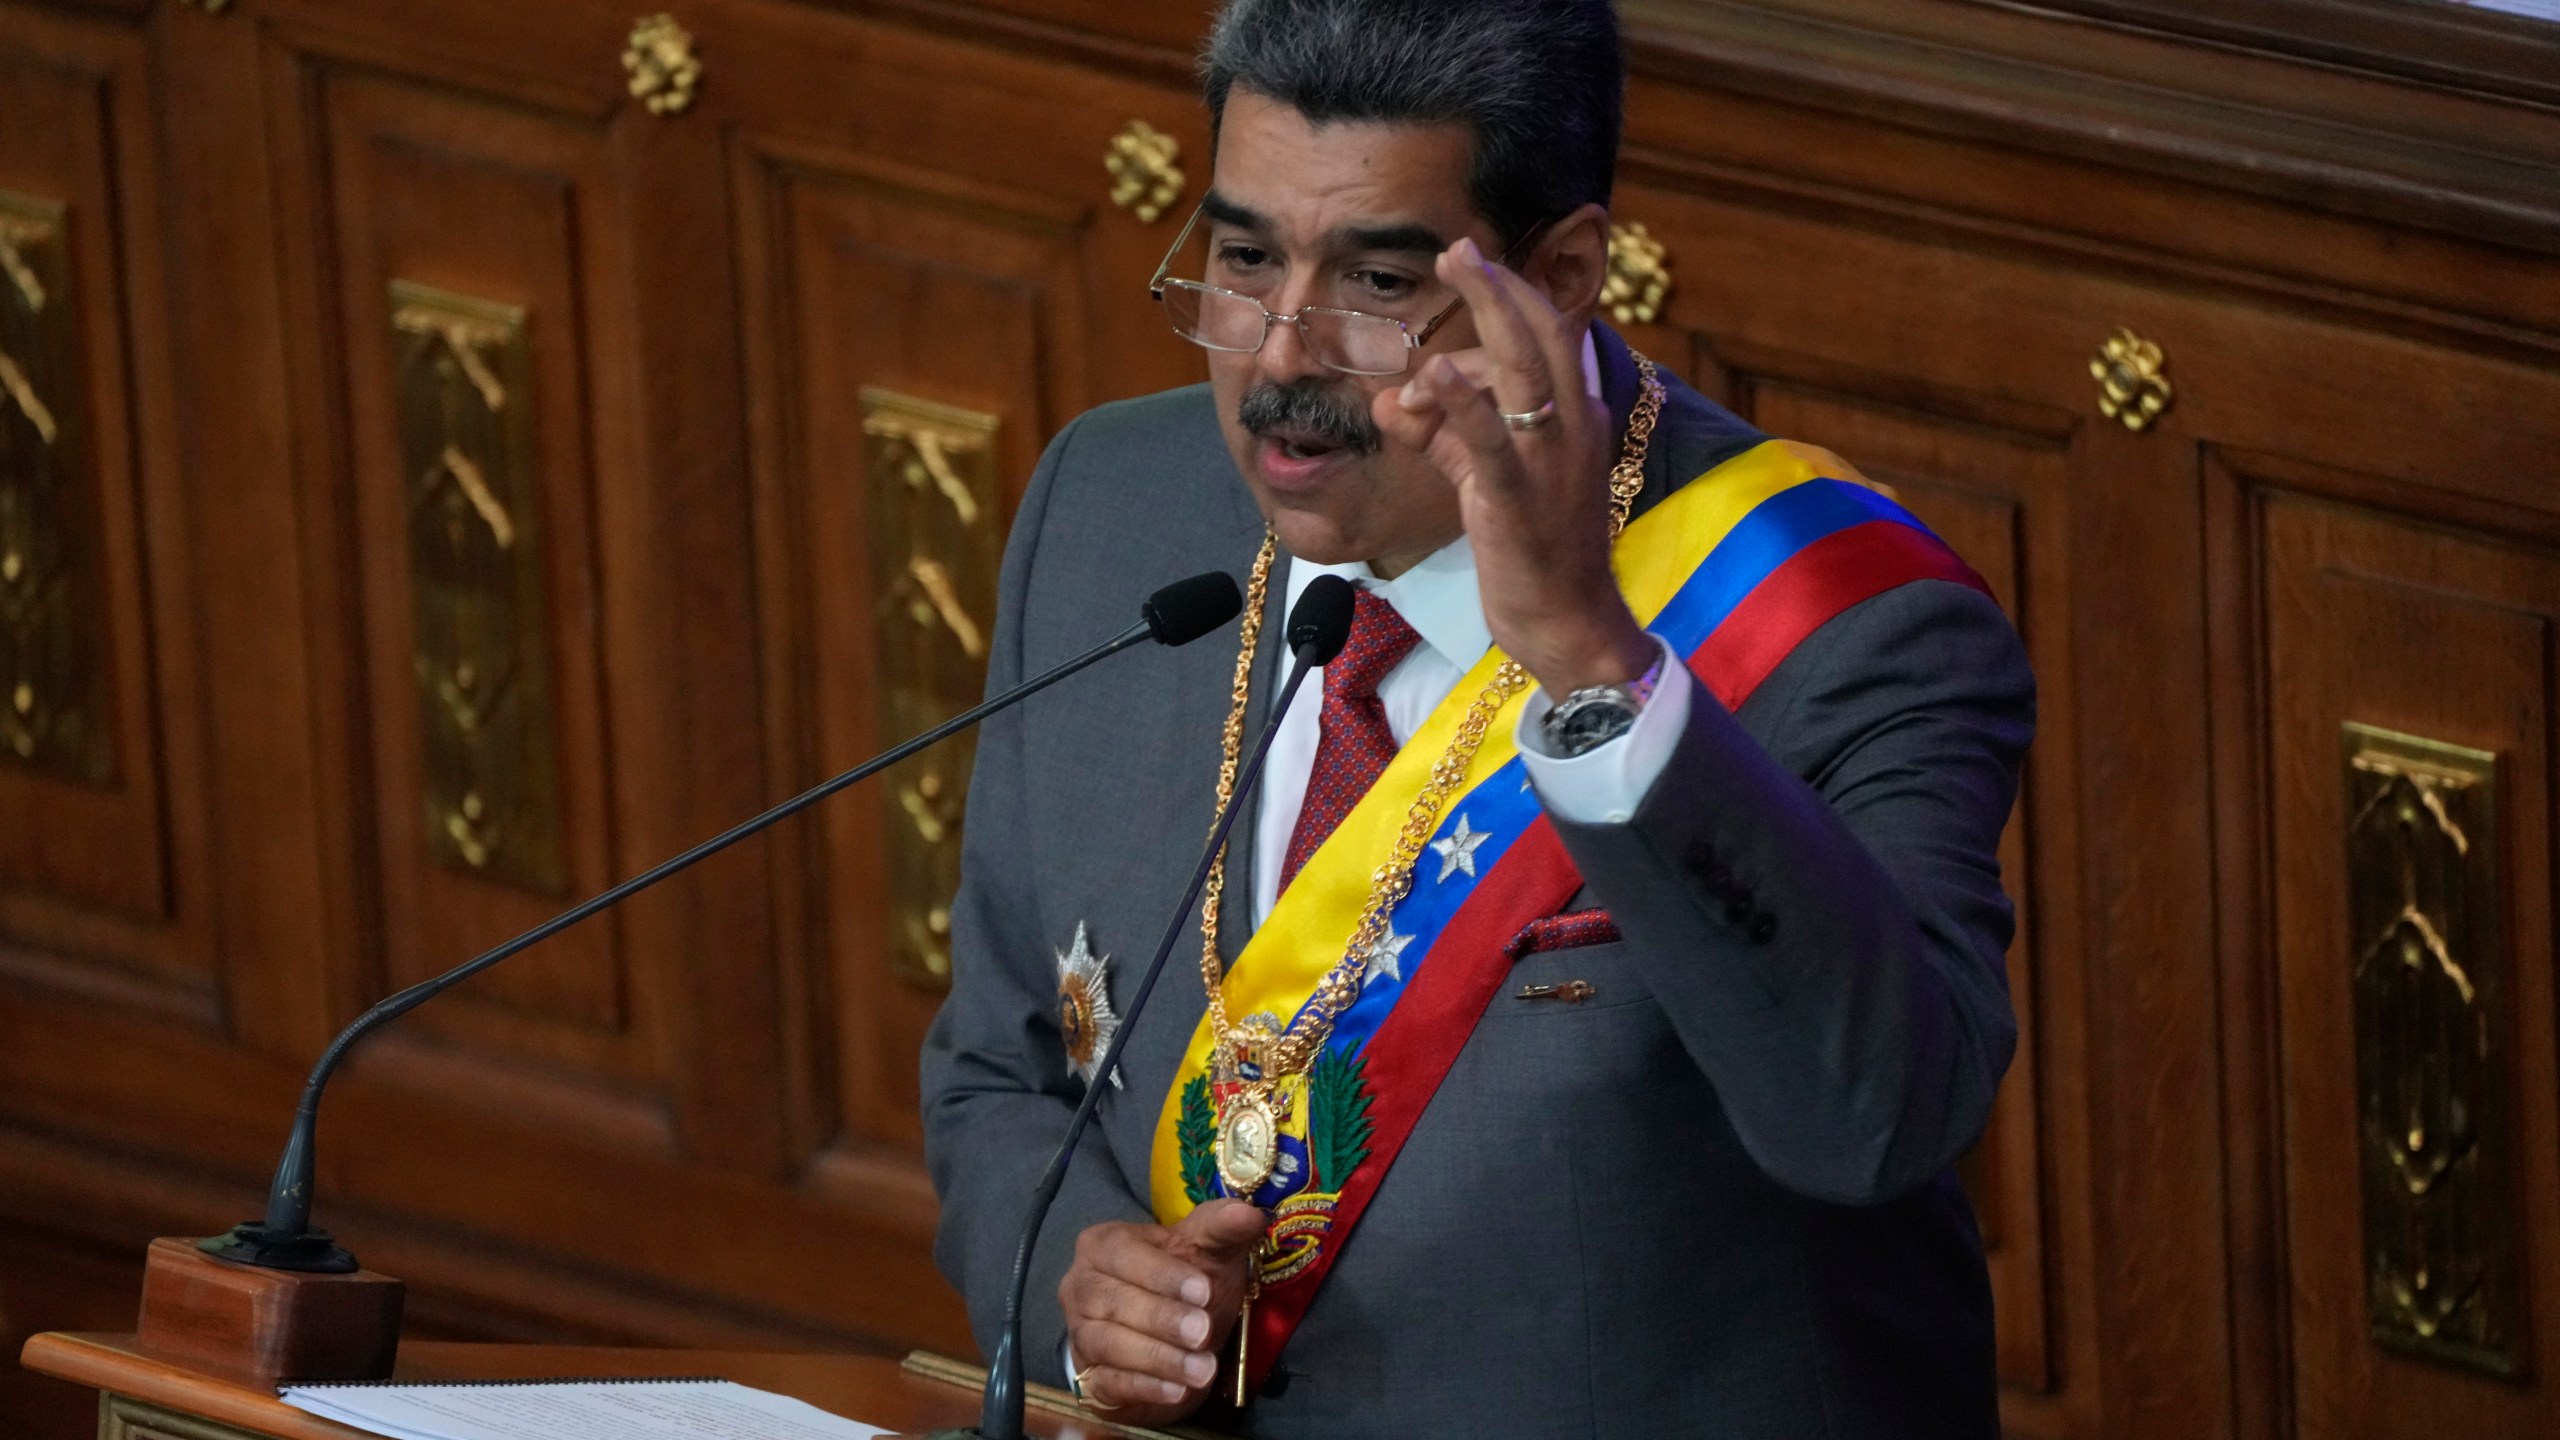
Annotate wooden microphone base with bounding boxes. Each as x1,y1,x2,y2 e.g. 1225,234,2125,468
134,1236,404,1383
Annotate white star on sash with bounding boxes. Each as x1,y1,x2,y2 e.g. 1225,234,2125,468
1429,812,1489,883
1360,930,1415,988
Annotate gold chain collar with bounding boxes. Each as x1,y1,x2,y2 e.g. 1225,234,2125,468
1194,352,1665,1087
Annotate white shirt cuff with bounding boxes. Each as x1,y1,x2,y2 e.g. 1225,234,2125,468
1516,635,1692,826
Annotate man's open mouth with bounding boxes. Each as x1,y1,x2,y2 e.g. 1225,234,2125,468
1237,380,1382,467
1264,427,1349,462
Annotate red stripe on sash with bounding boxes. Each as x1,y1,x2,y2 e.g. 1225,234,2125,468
1693,518,1991,711
1242,518,1988,1387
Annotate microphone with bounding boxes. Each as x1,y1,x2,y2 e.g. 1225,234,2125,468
955,574,1357,1440
202,571,1246,1275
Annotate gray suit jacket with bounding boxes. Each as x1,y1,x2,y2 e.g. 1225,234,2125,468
921,326,2032,1438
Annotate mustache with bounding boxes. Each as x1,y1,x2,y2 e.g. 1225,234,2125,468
1237,379,1383,456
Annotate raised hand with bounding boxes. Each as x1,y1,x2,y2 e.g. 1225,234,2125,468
1373,235,1653,699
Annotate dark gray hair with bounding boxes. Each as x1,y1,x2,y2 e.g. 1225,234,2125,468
1200,0,1624,248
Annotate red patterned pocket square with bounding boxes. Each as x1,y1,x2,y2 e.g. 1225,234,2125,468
1503,908,1621,960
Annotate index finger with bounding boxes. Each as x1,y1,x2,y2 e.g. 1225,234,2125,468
1435,237,1583,417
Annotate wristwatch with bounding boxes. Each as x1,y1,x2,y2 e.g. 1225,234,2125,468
1539,646,1665,758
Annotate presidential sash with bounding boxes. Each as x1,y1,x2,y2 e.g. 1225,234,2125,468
1149,439,1990,1387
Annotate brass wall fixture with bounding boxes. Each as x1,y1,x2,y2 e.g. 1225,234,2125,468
180,0,233,12
391,281,567,894
0,190,113,785
1602,221,1672,326
1105,120,1185,224
623,13,702,117
2091,327,2174,432
2343,723,2520,1377
860,388,1005,990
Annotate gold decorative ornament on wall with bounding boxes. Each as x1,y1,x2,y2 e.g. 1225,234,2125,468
1105,120,1186,224
2091,327,2174,432
2342,723,2520,1377
623,13,702,117
1602,221,1672,326
861,388,1006,990
0,189,113,786
180,0,234,12
391,281,567,895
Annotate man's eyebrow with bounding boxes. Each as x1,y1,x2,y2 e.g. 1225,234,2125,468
1199,194,1447,257
1201,192,1265,231
1337,222,1448,256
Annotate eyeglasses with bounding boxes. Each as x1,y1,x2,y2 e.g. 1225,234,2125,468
1147,203,1540,377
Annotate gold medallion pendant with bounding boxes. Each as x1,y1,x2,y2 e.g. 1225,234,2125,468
1216,1091,1281,1195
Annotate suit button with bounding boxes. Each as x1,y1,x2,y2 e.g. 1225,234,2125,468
1749,911,1778,944
1687,841,1722,885
1261,1364,1292,1399
1723,890,1753,924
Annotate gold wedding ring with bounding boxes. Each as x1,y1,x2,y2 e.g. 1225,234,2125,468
1067,1358,1123,1412
1500,398,1557,430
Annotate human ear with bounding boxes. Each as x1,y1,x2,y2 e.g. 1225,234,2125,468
1525,203,1612,330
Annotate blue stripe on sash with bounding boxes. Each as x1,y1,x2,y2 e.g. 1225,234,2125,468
1645,478,1928,654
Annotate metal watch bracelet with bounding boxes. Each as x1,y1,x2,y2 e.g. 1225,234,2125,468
1539,644,1665,758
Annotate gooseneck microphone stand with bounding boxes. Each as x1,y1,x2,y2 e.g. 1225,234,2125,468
954,574,1357,1440
203,572,1246,1275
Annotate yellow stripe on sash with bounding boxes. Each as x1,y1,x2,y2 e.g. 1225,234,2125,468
1148,439,1837,1222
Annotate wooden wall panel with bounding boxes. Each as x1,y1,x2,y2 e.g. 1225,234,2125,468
0,1227,143,1440
0,2,210,1008
2250,469,2560,1438
720,6,1212,1217
750,154,1089,1179
301,66,657,1098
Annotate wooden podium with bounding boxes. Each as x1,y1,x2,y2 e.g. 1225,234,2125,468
18,1332,1197,1440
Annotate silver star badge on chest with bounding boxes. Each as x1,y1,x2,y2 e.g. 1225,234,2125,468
1055,922,1122,1089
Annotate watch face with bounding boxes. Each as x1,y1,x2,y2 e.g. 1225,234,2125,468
1557,700,1637,753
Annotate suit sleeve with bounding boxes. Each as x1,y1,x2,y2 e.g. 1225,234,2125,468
1548,578,2034,1205
920,416,1155,1378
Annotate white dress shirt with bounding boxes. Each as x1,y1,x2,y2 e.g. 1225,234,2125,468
1249,335,1693,926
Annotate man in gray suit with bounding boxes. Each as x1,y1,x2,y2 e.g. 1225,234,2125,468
921,1,2031,1434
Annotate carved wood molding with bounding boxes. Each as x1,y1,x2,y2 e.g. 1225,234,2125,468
389,281,567,896
1618,0,2560,257
858,387,1004,993
104,1396,268,1440
0,189,114,787
2015,1,2560,108
844,1,2560,259
2342,723,2521,1378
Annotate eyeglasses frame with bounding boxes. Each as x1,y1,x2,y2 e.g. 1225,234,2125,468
1146,201,1547,376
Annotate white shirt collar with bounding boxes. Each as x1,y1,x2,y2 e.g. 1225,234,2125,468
1284,536,1491,675
1274,332,1606,674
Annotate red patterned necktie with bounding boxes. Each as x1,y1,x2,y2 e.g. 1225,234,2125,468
1277,586,1422,896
